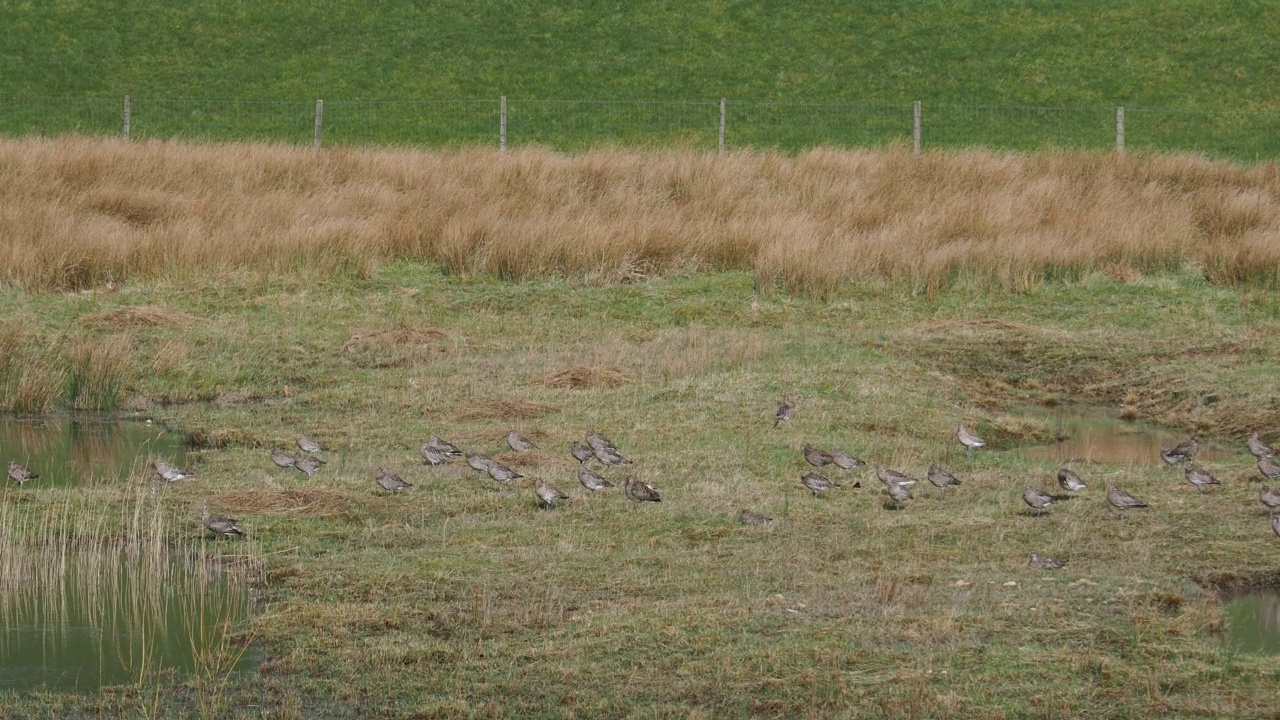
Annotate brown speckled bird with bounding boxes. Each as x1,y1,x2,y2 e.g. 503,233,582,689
624,475,662,503
1022,486,1054,513
535,478,570,508
830,448,865,470
804,444,834,468
375,468,411,493
487,461,524,485
800,470,839,497
876,466,918,488
1184,463,1220,493
957,423,986,455
774,399,795,428
570,441,596,464
424,436,462,458
1028,553,1067,570
1258,456,1280,480
296,435,327,454
1057,468,1087,492
738,509,773,525
927,464,962,498
271,447,297,469
294,454,324,479
201,504,244,538
577,465,614,492
1107,484,1148,511
1247,432,1274,459
152,459,189,483
466,451,496,474
7,460,38,486
507,430,537,452
886,481,912,509
1259,485,1280,515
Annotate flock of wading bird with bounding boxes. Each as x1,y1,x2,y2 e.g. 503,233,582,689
9,401,1280,555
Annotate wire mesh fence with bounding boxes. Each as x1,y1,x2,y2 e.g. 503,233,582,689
1,94,1277,160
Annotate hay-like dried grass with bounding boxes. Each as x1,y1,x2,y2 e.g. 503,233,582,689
455,398,558,421
529,365,630,389
339,325,448,354
79,305,207,329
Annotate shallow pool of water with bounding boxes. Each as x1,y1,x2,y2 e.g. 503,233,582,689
1016,405,1233,466
0,547,257,692
1224,590,1280,655
1,416,191,488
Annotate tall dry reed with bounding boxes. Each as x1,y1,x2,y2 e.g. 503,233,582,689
2,136,1279,292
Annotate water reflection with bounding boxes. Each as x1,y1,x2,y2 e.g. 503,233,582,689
1017,405,1233,466
1,416,190,488
1224,591,1280,655
0,546,256,692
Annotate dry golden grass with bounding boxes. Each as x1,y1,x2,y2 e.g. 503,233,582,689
454,397,558,421
529,364,630,389
4,136,1280,292
79,305,207,329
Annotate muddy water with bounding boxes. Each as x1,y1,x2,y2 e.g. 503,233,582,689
0,548,257,692
1,416,191,488
1017,405,1235,466
1224,591,1280,655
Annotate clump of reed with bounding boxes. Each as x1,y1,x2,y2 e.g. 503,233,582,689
3,136,1280,293
0,322,139,412
0,484,258,709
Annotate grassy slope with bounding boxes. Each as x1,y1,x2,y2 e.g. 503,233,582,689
1,1,1274,107
2,266,1280,717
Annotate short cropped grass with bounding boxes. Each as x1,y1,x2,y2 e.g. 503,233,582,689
1,263,1279,717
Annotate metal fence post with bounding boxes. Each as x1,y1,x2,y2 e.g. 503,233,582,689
1115,106,1125,154
314,99,324,148
500,95,507,151
122,95,131,140
913,101,922,154
718,97,726,155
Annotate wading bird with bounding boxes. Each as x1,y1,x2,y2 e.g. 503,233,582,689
420,444,451,467
774,399,795,428
570,441,596,464
1022,486,1054,513
1028,553,1067,570
535,478,569,508
507,430,537,452
487,461,524,485
296,435,327,454
1258,456,1280,480
1183,463,1220,493
830,448,865,470
803,444,834,468
1057,468,1087,492
800,470,838,497
886,481,913,510
957,424,986,456
1107,484,1149,512
201,504,244,539
738,509,773,525
1247,432,1274,459
424,436,462,458
375,468,411,493
927,463,962,498
876,466,918,488
152,459,189,483
295,455,324,479
577,465,614,492
1160,436,1199,465
624,475,662,503
271,447,297,469
1259,485,1280,515
466,451,496,474
7,460,37,486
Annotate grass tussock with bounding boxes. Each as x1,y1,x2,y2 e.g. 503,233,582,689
80,305,208,329
529,364,630,389
5,137,1280,292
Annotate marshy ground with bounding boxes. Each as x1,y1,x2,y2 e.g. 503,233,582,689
2,138,1280,717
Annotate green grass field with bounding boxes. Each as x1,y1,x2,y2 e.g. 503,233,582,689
2,1,1280,155
3,261,1280,717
